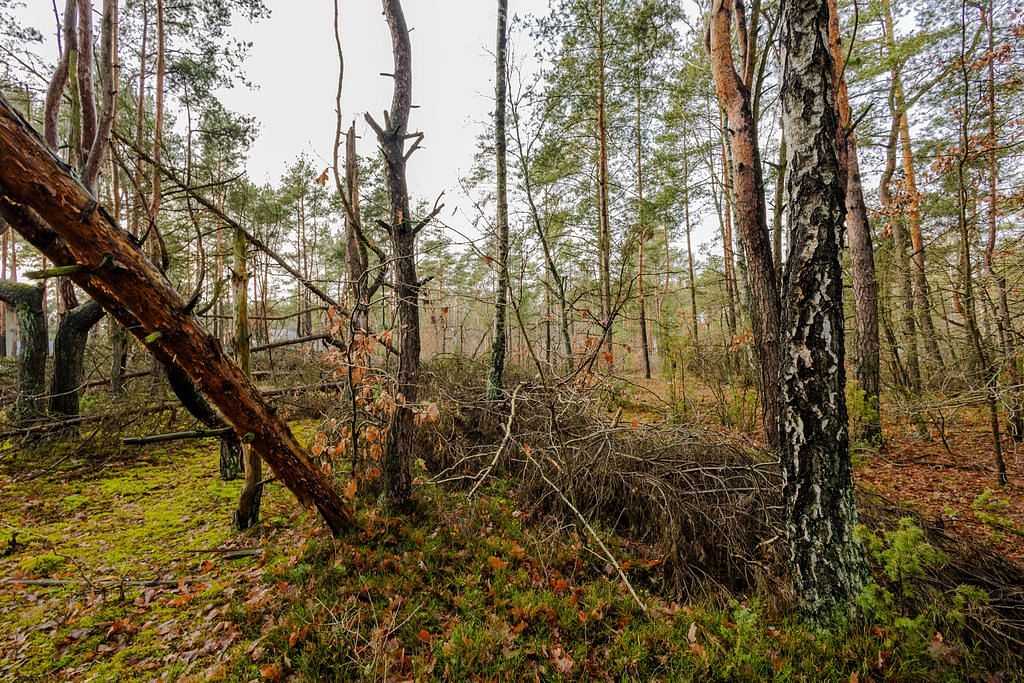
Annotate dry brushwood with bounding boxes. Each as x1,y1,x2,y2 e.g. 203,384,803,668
409,359,1024,667
415,359,785,597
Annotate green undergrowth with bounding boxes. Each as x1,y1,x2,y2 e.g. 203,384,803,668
0,420,1016,681
223,482,1009,682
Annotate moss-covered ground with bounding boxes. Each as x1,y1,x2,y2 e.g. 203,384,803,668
0,419,1017,681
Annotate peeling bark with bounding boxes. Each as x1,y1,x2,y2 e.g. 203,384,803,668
779,0,867,620
488,0,511,398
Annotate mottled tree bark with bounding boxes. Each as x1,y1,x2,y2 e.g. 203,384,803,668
488,0,511,397
779,0,867,620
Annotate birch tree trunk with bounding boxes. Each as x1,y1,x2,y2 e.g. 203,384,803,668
779,0,867,620
596,0,614,370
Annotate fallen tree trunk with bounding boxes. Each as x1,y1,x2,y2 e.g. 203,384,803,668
122,427,234,446
0,92,354,535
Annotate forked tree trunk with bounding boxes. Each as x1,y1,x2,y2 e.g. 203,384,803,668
488,0,511,398
0,93,354,535
48,300,104,417
0,282,46,424
708,0,782,448
779,0,867,621
827,0,881,443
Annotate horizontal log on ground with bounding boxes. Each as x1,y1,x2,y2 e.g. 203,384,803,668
251,333,341,354
82,371,151,390
122,427,234,446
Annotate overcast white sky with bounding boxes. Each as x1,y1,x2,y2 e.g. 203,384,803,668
12,1,552,237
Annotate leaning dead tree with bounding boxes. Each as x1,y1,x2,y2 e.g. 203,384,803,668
0,93,354,535
365,0,442,510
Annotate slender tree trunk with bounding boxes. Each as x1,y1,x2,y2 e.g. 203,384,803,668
596,0,613,369
828,0,881,443
345,124,370,334
714,138,738,339
488,0,510,398
709,0,782,447
953,5,1007,485
880,90,921,393
779,0,867,620
982,4,1023,440
771,134,786,290
0,224,8,357
881,0,943,378
683,153,699,348
635,79,651,379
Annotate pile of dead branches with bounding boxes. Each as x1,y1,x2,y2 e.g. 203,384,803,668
414,359,1024,667
417,358,785,597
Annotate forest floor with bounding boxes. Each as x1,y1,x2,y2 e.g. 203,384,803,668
856,418,1024,564
0,395,1021,680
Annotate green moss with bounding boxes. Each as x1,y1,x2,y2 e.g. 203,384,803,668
60,493,90,511
18,553,65,576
